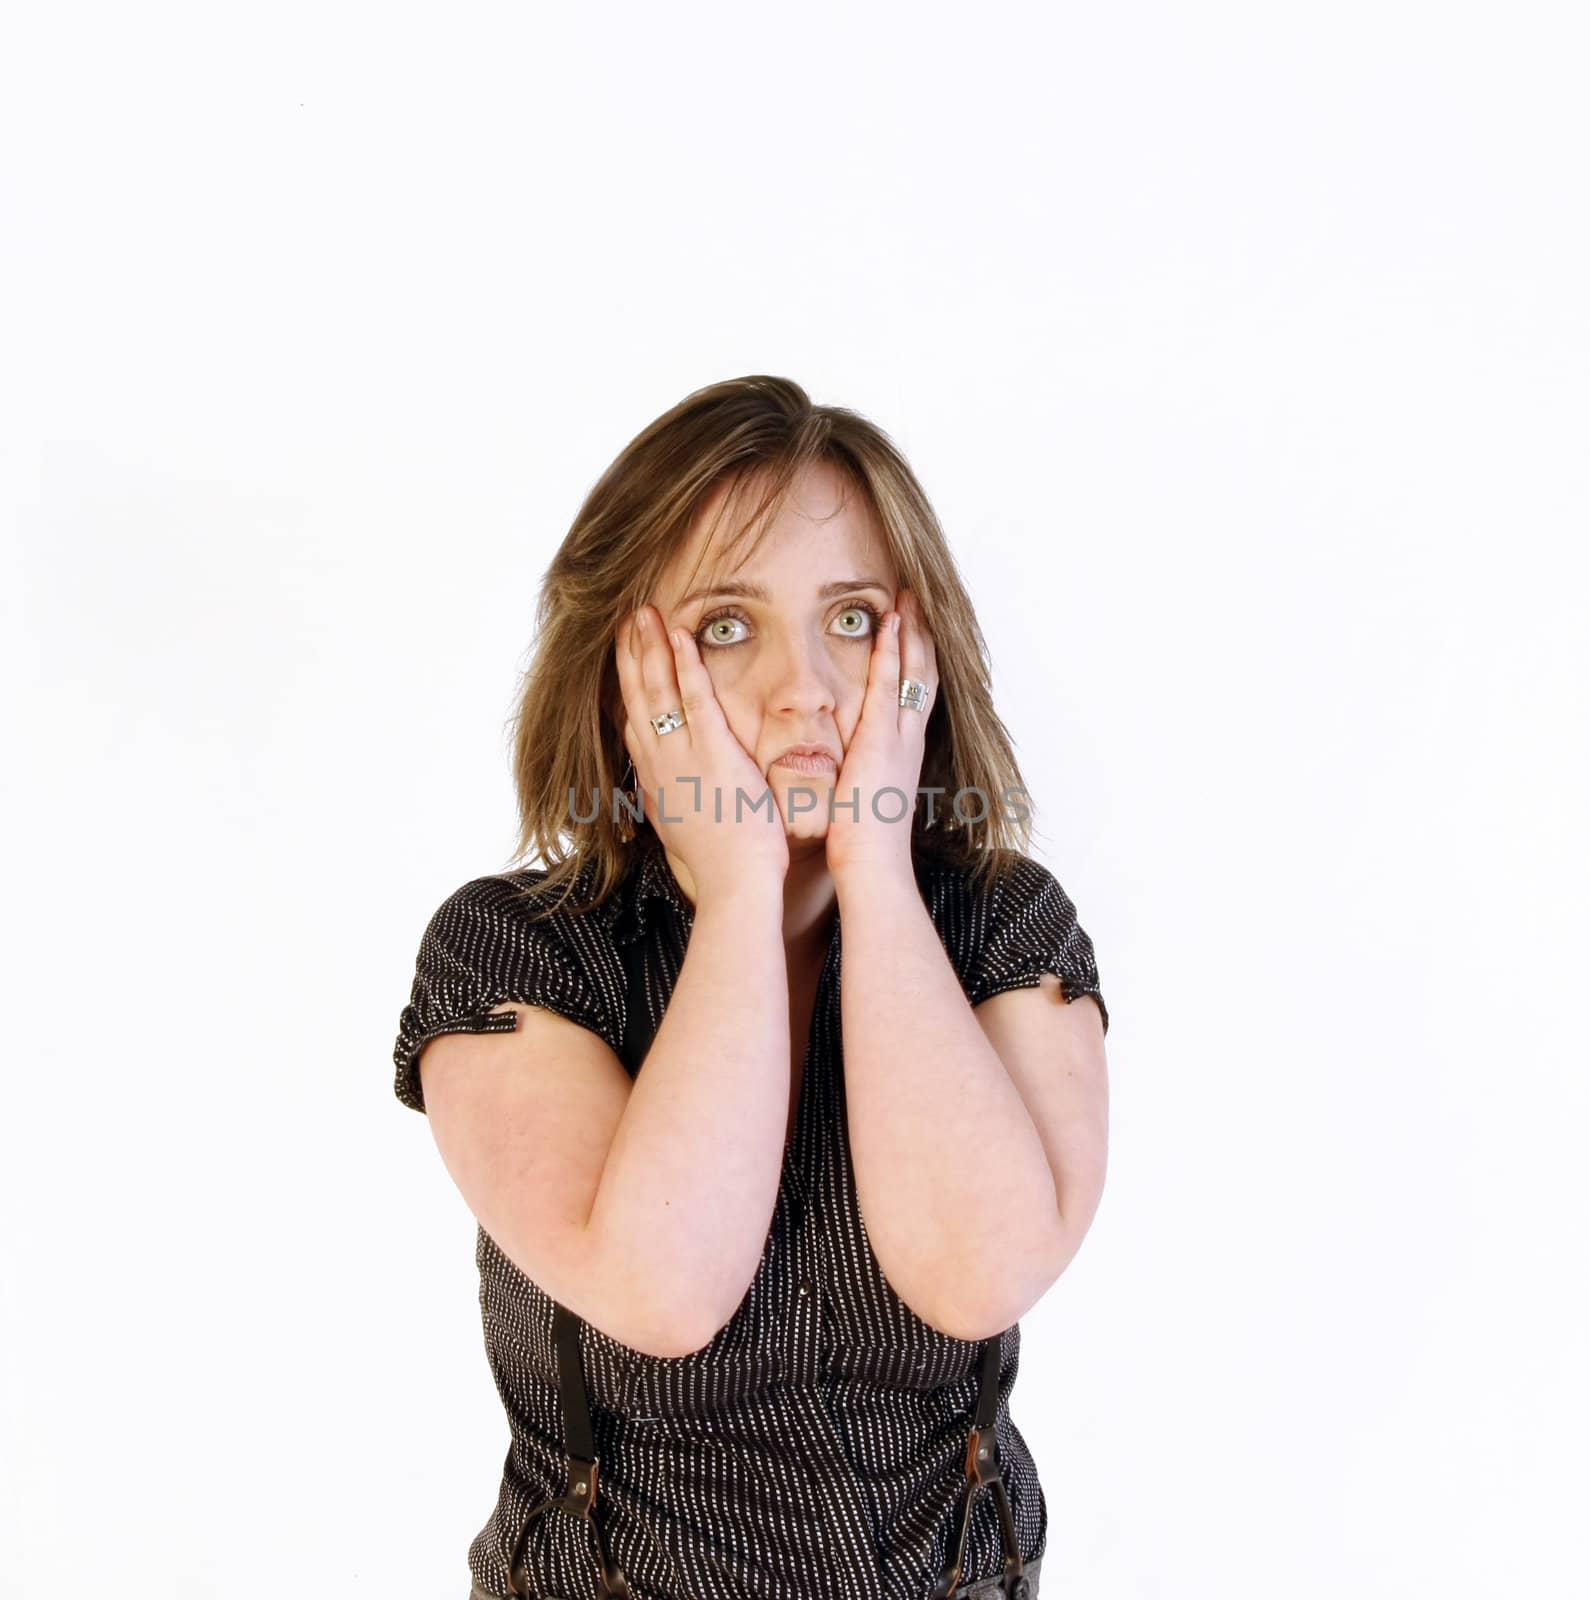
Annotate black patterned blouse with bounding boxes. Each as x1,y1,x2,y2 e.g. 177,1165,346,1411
392,827,1108,1600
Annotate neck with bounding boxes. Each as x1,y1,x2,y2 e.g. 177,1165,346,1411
779,838,839,963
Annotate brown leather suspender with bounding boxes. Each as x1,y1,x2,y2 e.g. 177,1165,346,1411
506,1299,635,1599
932,1335,1030,1599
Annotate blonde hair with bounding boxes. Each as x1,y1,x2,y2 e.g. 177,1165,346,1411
505,375,1038,917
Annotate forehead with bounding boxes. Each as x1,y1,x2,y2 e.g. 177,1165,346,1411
659,460,894,605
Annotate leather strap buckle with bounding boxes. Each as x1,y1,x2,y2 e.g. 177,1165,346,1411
933,1340,1030,1599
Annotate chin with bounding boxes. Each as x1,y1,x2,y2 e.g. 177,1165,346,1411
772,772,833,835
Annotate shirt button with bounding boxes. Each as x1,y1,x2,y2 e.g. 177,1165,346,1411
799,1279,814,1296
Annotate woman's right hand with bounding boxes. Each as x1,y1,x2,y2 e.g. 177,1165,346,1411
616,604,789,901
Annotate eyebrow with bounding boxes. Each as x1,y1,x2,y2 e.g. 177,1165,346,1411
673,577,893,610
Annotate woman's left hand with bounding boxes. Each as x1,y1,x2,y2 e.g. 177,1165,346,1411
826,588,939,881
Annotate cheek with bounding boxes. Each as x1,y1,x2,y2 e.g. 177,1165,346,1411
697,655,741,704
835,684,870,742
833,645,872,697
702,675,756,742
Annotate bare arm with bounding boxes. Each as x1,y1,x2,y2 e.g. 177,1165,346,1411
420,868,791,1361
835,858,1075,1341
584,869,790,1353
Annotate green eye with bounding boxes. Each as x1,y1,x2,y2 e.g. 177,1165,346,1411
694,600,884,651
834,603,883,638
695,607,751,649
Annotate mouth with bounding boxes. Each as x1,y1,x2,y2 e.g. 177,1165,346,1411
769,743,839,773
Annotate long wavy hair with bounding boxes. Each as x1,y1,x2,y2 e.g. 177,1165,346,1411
504,375,1037,918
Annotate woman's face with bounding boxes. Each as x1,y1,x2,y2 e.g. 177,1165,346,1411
652,460,900,848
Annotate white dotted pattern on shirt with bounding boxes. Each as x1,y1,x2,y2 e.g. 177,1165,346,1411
393,832,1107,1600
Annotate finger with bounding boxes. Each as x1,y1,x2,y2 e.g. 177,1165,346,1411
899,591,937,728
617,615,684,802
636,606,687,728
668,623,732,740
864,605,904,736
898,589,922,691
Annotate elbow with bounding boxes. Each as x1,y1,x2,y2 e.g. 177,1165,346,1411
670,1280,756,1356
644,1258,756,1358
568,1286,715,1363
563,1218,722,1361
908,1218,1079,1342
632,1320,716,1361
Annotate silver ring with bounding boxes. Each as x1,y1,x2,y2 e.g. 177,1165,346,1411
899,679,929,712
650,708,686,737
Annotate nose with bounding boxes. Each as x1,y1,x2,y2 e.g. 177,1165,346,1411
760,630,839,719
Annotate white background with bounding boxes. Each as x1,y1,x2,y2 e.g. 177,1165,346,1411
3,2,1586,1596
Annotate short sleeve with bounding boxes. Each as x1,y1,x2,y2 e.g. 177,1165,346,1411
391,875,619,1115
965,855,1110,1035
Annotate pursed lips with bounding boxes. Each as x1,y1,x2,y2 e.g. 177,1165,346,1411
769,743,839,770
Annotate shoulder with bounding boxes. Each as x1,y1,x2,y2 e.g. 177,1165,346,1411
913,844,1109,1033
414,872,564,979
422,867,580,938
912,843,1063,936
419,858,619,962
394,861,630,1113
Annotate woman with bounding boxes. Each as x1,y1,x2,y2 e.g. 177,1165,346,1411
392,375,1111,1600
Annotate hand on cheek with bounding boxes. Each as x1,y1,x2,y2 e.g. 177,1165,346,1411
826,590,938,877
